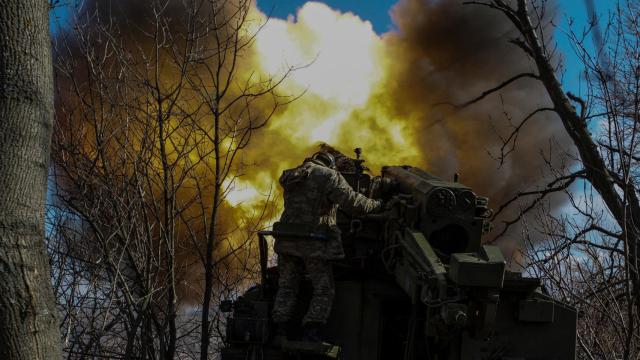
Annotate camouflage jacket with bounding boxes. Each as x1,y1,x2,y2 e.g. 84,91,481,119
274,160,382,259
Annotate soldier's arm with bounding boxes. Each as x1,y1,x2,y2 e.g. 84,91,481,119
326,172,382,216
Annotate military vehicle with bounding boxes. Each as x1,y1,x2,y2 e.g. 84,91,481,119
220,153,577,360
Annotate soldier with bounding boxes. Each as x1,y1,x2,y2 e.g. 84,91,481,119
272,150,382,343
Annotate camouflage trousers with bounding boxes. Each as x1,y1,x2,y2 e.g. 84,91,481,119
272,254,335,325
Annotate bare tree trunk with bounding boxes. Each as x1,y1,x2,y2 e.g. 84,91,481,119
200,108,221,360
0,0,62,359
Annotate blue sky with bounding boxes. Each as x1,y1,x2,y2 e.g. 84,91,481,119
258,0,398,33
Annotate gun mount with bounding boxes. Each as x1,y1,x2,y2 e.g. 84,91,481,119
221,160,577,360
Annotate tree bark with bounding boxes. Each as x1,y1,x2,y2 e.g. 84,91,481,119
0,0,62,359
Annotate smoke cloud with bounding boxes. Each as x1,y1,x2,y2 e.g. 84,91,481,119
379,0,571,251
53,0,570,304
241,0,570,256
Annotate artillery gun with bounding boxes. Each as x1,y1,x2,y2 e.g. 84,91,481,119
221,155,577,360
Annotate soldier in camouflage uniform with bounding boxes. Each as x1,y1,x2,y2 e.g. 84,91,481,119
272,150,382,342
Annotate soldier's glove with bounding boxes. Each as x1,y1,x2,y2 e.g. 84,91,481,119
374,199,384,212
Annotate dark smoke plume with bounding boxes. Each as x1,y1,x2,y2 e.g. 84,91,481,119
376,0,570,256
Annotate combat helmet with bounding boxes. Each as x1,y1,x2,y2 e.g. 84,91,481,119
311,151,336,169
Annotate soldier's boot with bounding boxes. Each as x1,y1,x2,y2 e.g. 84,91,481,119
300,321,324,343
272,321,289,346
